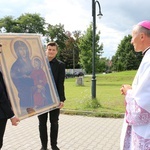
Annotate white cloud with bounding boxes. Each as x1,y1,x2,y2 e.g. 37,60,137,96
0,0,150,58
43,0,91,32
98,23,126,58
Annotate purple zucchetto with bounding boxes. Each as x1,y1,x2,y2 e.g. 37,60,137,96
138,20,150,30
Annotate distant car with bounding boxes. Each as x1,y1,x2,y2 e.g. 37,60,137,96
105,70,112,74
73,72,84,77
65,73,74,78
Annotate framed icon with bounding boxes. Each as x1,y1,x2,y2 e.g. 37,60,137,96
0,33,60,120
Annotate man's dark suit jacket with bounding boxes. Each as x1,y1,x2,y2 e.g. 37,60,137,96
49,58,66,102
0,71,14,119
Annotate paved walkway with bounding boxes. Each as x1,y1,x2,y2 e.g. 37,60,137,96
2,114,123,150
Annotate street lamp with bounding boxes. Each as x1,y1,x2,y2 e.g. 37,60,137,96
73,47,75,74
92,0,103,99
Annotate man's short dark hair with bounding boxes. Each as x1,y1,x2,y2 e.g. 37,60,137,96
47,42,58,50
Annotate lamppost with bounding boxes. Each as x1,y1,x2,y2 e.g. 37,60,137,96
92,0,103,99
73,47,75,74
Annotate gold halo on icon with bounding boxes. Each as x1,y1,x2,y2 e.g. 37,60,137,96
32,56,43,68
10,38,32,58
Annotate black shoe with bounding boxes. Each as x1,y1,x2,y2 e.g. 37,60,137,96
51,146,60,150
40,147,48,150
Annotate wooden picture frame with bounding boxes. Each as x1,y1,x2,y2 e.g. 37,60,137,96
0,33,60,120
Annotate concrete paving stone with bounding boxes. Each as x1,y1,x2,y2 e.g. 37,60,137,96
2,114,123,150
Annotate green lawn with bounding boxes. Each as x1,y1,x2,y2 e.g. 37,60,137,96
63,70,136,117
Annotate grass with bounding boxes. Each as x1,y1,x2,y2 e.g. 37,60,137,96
61,70,136,118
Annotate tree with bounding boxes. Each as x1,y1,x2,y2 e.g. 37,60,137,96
78,23,103,74
98,57,110,73
17,13,46,34
112,35,142,71
0,13,46,34
45,23,69,62
63,32,80,69
62,30,81,69
45,23,68,50
0,16,19,32
45,24,82,69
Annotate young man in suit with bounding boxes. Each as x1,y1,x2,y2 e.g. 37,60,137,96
38,42,66,150
0,43,20,149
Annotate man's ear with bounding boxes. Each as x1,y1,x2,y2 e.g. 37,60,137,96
140,33,145,40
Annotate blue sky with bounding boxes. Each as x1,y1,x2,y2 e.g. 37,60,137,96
0,0,150,58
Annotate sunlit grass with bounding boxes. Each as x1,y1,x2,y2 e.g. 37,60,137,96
63,70,136,115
